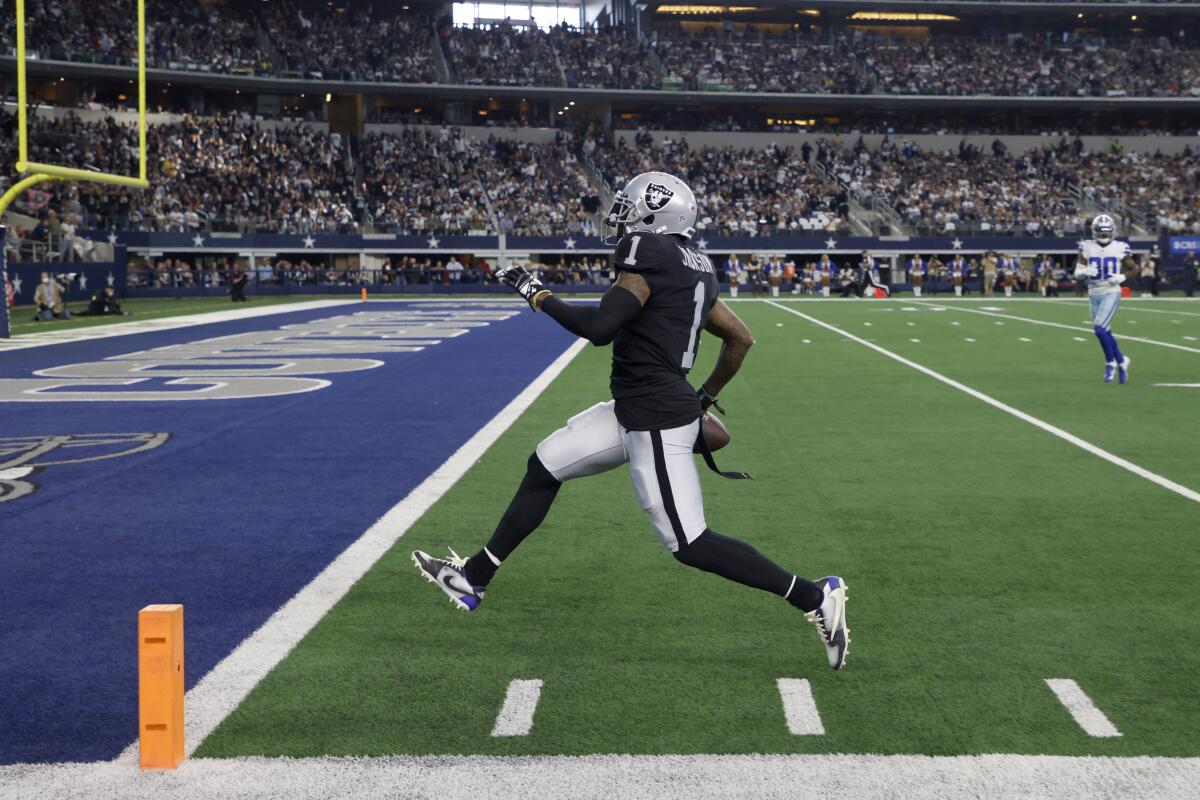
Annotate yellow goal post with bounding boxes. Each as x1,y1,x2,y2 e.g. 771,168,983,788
0,0,148,217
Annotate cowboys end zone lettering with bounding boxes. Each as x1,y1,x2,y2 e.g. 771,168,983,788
0,307,517,401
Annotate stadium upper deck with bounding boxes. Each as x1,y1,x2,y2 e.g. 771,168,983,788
3,0,1200,97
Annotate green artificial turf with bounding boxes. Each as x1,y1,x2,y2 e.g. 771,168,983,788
196,298,1200,759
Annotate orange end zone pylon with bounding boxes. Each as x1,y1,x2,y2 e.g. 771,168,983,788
362,287,368,302
138,604,184,769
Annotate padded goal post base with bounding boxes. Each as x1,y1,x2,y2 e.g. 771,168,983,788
1,226,9,338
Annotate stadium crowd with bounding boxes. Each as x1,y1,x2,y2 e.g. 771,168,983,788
4,2,1200,97
4,110,1199,239
3,112,360,233
591,132,851,236
3,0,272,74
260,1,437,82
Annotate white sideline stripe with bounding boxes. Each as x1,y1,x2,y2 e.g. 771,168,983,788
491,679,544,737
767,301,1200,505
4,753,1199,800
923,303,1200,356
0,300,357,350
109,338,588,764
1120,306,1200,318
1045,679,1122,738
953,299,1200,319
776,679,825,735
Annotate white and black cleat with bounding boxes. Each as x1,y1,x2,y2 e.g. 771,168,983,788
412,548,485,611
806,576,849,670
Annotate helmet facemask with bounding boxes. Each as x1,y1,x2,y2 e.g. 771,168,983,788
602,190,637,245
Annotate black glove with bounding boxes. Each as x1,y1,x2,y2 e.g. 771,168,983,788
697,386,725,416
495,264,547,309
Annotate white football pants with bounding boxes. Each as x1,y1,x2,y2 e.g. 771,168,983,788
535,400,707,551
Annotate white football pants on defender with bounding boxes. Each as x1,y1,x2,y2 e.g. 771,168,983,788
535,400,707,552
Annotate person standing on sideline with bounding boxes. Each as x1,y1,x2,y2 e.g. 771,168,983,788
817,253,836,298
908,253,925,297
1035,254,1055,297
949,253,968,297
726,253,743,298
1000,252,1019,297
982,251,998,297
1183,252,1198,297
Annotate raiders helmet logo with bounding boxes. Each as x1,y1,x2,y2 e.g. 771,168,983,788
644,183,674,212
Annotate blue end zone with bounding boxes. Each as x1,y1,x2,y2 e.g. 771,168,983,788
0,301,575,763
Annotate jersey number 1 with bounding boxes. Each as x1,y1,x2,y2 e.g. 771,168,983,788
681,282,705,370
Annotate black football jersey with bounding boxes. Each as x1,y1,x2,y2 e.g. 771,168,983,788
610,231,719,431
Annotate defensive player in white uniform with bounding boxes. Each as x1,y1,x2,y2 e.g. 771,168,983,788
412,171,850,670
1075,214,1136,384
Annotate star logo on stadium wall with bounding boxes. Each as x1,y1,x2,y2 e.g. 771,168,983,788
192,234,205,247
107,231,119,245
951,238,963,250
302,235,316,248
564,237,576,250
106,272,115,287
696,238,708,250
11,276,22,296
825,238,837,250
78,274,87,291
427,236,440,249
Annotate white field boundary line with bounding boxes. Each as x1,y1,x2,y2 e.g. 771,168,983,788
776,678,825,735
491,679,544,737
4,753,1200,800
767,301,1200,505
915,302,1200,355
0,300,357,351
937,298,1200,320
1045,679,1122,738
105,338,588,765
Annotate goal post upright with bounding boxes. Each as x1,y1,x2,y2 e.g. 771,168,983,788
9,0,150,198
1,0,149,338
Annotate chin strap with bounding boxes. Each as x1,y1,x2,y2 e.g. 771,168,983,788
695,419,752,480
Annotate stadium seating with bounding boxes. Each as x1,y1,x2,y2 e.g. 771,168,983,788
3,3,1199,97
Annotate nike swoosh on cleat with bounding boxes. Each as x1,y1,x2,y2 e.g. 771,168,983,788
440,571,475,596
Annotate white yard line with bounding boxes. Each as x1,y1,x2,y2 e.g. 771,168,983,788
1115,305,1200,319
491,680,544,737
0,300,358,351
776,679,825,735
4,753,1199,800
106,338,587,764
917,303,1200,355
1045,680,1122,738
767,301,1200,505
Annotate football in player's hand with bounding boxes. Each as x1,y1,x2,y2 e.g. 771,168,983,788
695,413,730,453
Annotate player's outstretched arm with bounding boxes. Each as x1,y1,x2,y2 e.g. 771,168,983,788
697,300,754,406
495,263,649,346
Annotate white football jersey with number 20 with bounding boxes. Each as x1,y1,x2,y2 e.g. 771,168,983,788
1078,239,1131,295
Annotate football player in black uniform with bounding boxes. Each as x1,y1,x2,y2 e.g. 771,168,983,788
413,171,849,669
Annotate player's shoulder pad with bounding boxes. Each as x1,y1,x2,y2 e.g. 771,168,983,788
614,231,667,273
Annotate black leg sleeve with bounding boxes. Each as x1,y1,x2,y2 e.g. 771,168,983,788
463,451,562,587
673,528,823,612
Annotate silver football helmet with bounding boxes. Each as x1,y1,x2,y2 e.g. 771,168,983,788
602,171,697,245
1091,213,1116,245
